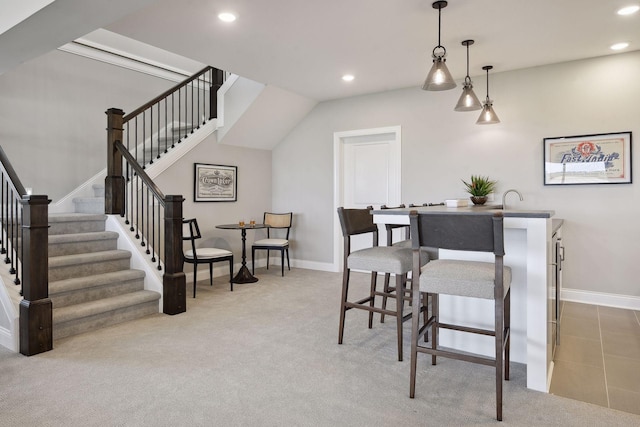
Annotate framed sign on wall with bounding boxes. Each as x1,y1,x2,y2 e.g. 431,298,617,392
543,131,632,185
194,163,237,202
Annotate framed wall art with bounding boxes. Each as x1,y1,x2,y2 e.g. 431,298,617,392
543,131,632,185
194,163,237,202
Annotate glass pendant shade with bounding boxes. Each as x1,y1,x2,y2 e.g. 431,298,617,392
454,82,482,111
476,99,500,124
476,65,500,124
423,56,457,91
454,40,481,111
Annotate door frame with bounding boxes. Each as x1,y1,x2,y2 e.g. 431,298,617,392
333,125,402,270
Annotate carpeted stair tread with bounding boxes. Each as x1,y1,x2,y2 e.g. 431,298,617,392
49,249,131,268
49,213,107,235
50,269,145,295
53,290,160,325
49,231,118,244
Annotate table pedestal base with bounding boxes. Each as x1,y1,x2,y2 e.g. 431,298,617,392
232,265,259,284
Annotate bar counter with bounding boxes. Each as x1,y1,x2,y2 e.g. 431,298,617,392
371,204,558,392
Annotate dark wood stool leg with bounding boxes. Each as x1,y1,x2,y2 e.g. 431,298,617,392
368,272,377,328
381,273,391,323
338,268,351,344
432,294,438,365
395,274,405,361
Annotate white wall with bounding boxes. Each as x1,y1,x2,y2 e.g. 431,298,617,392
0,49,174,201
273,51,640,299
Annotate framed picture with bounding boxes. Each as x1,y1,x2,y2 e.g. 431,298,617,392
543,132,632,185
194,163,237,202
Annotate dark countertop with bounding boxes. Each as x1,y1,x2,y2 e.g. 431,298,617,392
372,204,555,219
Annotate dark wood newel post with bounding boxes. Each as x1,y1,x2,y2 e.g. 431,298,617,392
163,195,186,315
209,68,224,120
19,195,52,356
105,108,125,215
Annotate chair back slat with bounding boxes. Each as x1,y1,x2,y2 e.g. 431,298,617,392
409,211,504,254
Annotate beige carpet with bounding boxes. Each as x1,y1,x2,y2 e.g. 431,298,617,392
1,268,639,426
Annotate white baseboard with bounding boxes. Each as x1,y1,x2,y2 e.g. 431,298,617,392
562,287,640,311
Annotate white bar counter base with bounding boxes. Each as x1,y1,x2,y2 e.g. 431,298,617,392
372,205,557,393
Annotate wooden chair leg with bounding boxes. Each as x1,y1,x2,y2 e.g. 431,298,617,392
209,262,213,286
193,265,197,298
431,294,438,365
251,248,255,274
505,288,511,380
380,273,391,323
409,290,422,398
368,272,377,329
266,249,270,270
495,292,505,421
281,249,284,276
229,258,234,292
338,268,351,344
286,248,290,271
395,274,405,361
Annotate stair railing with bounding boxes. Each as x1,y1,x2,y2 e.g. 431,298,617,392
105,66,225,315
122,66,224,170
0,146,52,355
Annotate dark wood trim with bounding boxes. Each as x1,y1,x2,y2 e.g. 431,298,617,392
19,195,52,356
0,146,27,196
105,108,124,215
162,195,186,315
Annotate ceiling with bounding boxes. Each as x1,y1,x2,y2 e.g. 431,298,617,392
3,0,640,102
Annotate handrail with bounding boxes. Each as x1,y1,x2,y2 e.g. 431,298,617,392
123,66,217,122
115,140,165,205
0,146,27,196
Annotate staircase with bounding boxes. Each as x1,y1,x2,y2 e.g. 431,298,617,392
49,184,160,341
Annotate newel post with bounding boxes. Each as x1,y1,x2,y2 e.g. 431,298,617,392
209,68,225,120
163,195,186,315
105,108,125,215
19,195,52,356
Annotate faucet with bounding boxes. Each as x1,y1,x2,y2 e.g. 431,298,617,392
502,189,523,210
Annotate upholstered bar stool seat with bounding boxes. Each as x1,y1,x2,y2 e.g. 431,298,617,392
347,246,415,273
420,259,511,299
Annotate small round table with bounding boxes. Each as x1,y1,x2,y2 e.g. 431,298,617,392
216,223,266,283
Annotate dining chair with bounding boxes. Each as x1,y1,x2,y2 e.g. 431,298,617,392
183,218,234,296
408,210,511,421
336,206,429,361
251,212,292,276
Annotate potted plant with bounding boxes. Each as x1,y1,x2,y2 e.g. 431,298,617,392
462,175,497,205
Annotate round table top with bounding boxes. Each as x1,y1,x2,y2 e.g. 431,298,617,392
216,223,267,230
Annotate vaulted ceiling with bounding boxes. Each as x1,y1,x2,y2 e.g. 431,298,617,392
3,0,640,102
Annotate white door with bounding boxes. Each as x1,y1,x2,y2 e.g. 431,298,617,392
334,126,401,269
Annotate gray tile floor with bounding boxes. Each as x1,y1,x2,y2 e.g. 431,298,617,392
549,301,640,415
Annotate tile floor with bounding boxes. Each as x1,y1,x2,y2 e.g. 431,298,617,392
549,301,640,415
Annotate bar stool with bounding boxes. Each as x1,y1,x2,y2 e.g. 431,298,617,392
336,206,428,361
408,210,511,421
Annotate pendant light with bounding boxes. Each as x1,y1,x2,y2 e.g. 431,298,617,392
476,65,500,124
454,40,482,111
422,1,456,91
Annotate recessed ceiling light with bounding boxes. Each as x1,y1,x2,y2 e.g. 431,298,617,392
617,5,640,15
610,42,630,50
218,12,237,22
342,74,355,82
